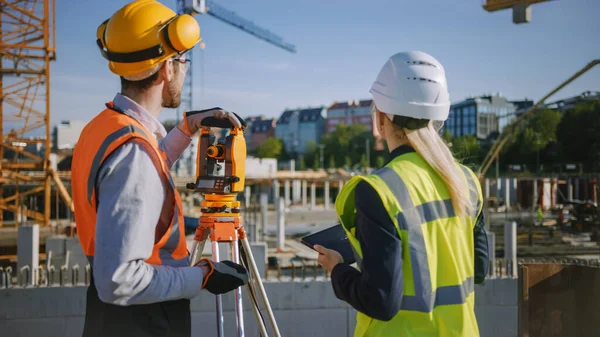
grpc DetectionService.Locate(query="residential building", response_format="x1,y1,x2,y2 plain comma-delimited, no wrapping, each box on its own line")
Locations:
511,99,534,113
444,93,530,140
543,90,600,113
246,117,276,151
275,107,326,155
326,99,376,135
241,116,263,150
53,120,88,150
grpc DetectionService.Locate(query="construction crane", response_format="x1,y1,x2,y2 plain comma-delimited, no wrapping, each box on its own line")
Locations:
0,0,73,228
173,0,296,174
478,59,600,178
183,0,296,53
482,0,553,24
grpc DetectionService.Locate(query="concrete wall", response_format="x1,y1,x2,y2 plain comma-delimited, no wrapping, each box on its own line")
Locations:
1,278,517,337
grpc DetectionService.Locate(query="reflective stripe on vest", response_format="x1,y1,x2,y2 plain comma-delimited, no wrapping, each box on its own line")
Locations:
87,124,147,203
373,166,478,312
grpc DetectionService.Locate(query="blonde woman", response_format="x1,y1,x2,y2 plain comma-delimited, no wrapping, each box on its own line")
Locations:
315,51,489,337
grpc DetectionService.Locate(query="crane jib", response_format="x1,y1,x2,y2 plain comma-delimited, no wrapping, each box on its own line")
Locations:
183,0,297,53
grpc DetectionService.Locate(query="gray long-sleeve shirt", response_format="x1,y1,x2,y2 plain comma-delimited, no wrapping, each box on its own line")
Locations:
92,93,204,306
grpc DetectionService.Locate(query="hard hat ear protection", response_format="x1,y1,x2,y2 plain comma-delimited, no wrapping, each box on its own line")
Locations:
96,14,200,64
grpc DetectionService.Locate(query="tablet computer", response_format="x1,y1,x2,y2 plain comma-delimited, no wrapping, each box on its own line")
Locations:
301,224,356,265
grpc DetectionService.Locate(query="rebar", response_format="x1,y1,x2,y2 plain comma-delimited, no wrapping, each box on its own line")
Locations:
19,265,30,287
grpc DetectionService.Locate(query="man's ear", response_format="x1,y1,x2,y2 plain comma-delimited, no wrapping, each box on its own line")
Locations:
159,60,173,82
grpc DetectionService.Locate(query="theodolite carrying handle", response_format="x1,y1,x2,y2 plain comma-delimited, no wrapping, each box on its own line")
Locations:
186,108,247,130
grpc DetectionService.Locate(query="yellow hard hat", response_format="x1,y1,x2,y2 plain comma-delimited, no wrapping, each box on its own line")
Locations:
96,0,201,80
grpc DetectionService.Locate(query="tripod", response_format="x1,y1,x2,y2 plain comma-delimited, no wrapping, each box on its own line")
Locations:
189,195,281,337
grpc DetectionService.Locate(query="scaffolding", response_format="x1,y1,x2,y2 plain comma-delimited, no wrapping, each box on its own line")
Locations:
0,0,71,227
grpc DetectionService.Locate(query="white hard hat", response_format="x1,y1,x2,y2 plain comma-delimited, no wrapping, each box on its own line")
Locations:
370,51,450,122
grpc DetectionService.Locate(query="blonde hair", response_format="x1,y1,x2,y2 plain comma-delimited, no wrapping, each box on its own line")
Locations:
391,119,473,220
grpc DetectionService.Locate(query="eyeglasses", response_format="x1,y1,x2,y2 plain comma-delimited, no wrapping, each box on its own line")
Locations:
172,57,191,72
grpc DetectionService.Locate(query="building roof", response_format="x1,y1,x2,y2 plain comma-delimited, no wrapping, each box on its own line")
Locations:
250,118,275,133
277,107,324,125
543,91,600,111
452,93,519,108
328,99,373,110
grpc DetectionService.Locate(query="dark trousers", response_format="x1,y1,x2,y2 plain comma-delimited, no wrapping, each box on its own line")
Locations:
81,275,191,337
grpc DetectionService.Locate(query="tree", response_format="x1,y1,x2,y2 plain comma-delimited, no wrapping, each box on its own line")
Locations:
298,155,306,170
312,155,319,170
452,135,480,165
501,108,563,172
304,141,319,169
320,123,371,169
255,137,283,159
376,156,385,168
360,154,368,169
557,100,600,171
345,155,352,168
329,155,336,169
442,129,453,143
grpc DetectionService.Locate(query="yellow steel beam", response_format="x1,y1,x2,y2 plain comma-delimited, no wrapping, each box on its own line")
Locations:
482,0,551,12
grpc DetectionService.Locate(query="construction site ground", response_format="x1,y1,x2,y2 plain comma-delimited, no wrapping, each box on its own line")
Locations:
1,207,599,276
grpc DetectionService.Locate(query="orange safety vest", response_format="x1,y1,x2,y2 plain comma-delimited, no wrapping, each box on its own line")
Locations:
72,102,188,266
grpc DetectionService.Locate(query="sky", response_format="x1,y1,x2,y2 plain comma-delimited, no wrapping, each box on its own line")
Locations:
40,0,600,133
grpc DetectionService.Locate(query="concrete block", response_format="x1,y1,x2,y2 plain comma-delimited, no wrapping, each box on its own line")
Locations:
487,232,496,278
4,318,66,337
504,222,518,278
191,289,240,313
17,224,39,286
45,236,67,271
262,281,295,310
275,309,348,337
249,242,267,279
191,310,259,337
475,305,518,337
64,317,85,337
65,238,88,285
292,280,344,309
347,308,357,337
0,287,87,319
0,279,520,337
475,278,518,306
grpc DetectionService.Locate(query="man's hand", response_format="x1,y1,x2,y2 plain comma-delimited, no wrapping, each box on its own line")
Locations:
195,259,248,295
178,107,244,137
314,244,344,273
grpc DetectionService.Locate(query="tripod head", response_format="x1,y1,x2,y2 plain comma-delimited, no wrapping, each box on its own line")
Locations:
186,114,247,214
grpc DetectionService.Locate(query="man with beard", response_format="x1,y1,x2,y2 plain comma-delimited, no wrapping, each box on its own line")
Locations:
71,1,248,336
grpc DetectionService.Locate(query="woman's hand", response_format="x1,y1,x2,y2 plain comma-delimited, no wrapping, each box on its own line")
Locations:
314,245,344,273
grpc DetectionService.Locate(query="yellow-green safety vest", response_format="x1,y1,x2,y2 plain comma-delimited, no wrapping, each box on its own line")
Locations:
335,151,484,337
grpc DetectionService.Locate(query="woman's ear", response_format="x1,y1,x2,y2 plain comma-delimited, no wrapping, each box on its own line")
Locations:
376,110,387,138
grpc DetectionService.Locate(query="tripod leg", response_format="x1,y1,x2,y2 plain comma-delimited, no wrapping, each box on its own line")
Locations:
231,240,245,337
212,241,225,337
245,280,269,336
189,239,207,267
241,237,282,337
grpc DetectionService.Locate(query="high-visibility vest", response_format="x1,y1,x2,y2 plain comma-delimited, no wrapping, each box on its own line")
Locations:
71,102,188,266
335,151,483,337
